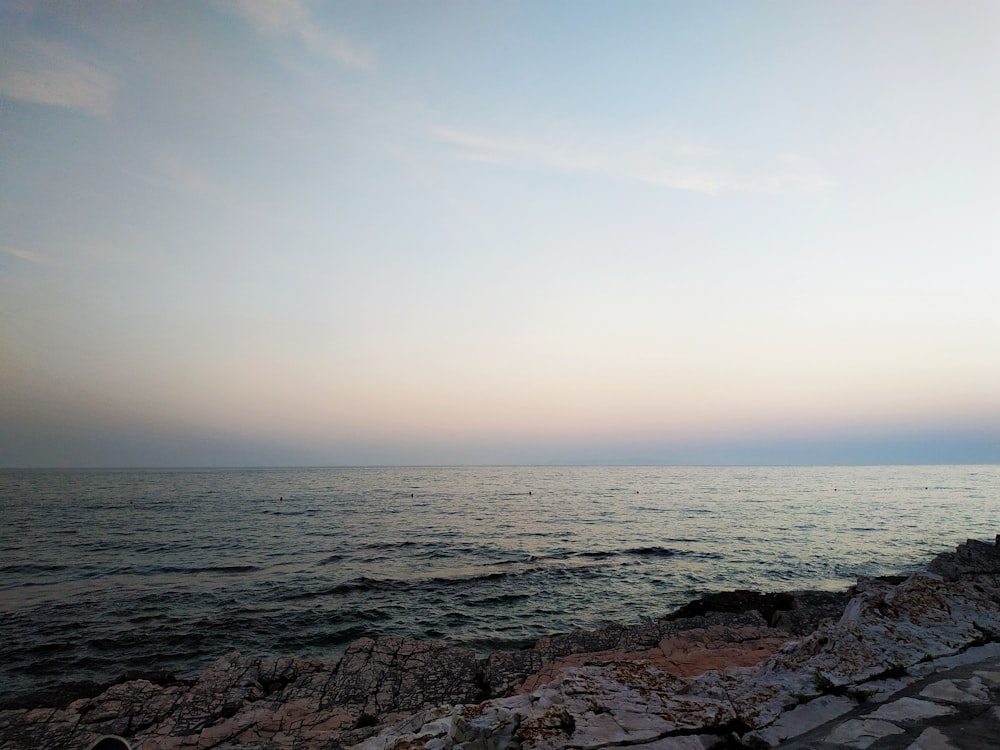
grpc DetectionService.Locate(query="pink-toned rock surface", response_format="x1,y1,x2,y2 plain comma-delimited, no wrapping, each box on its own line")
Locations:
518,624,793,692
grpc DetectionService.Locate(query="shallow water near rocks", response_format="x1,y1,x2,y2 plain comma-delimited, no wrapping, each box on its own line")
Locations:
1,464,997,701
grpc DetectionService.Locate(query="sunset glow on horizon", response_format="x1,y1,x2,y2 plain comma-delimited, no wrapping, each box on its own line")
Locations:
2,1,998,467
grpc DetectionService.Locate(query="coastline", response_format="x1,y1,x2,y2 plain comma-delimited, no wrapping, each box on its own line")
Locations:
6,464,997,707
2,536,998,749
0,587,851,713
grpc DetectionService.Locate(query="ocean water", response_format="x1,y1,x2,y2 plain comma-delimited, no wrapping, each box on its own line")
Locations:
1,464,997,701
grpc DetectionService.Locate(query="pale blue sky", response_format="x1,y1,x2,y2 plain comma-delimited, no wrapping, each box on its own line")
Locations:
1,0,997,467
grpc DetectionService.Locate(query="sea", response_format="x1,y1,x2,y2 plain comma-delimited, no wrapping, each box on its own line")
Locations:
1,465,997,702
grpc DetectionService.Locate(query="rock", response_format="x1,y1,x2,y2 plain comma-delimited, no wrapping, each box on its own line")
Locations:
867,697,955,722
518,623,793,694
0,706,92,750
664,589,852,636
490,611,787,698
321,636,485,715
927,537,1000,583
769,589,855,636
823,718,905,747
908,726,959,750
483,647,545,697
919,677,992,704
665,589,796,623
743,694,855,747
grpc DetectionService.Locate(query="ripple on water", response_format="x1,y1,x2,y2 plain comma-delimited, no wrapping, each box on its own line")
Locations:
0,465,997,701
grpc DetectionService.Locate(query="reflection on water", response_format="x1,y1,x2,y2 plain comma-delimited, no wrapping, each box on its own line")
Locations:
0,464,997,700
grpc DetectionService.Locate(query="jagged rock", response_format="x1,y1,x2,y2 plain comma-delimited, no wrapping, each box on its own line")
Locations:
769,589,854,636
665,588,853,636
483,648,545,697
927,536,1000,582
0,706,90,750
665,590,796,623
322,636,485,715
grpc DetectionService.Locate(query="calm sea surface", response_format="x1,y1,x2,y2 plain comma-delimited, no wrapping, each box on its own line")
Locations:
1,465,997,701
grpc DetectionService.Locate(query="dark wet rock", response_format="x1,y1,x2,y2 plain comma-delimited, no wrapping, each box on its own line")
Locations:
536,610,769,661
76,677,185,738
533,620,665,661
928,537,1000,584
665,589,796,622
664,588,853,636
771,589,854,636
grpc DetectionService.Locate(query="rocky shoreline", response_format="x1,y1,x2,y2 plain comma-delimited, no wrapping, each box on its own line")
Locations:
2,537,998,749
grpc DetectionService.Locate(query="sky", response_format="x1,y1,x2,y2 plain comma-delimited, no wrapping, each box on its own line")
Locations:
1,0,998,467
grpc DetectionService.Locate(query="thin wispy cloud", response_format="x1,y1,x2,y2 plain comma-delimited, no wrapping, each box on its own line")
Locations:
0,38,116,118
434,126,832,195
1,245,63,268
76,242,142,266
226,0,372,70
147,152,285,228
150,153,228,204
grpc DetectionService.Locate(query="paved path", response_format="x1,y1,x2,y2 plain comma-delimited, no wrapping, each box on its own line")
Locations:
777,644,1000,749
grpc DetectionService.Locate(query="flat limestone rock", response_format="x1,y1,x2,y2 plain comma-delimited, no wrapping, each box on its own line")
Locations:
973,670,1000,684
868,696,956,722
908,726,959,750
919,677,992,704
824,718,905,748
517,624,793,692
744,694,855,746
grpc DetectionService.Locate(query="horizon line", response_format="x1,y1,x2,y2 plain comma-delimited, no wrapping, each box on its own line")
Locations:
2,461,997,471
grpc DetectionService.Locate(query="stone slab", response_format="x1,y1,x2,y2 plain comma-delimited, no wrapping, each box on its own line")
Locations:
868,696,955,722
824,718,904,748
906,726,957,750
919,677,990,704
764,694,855,743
